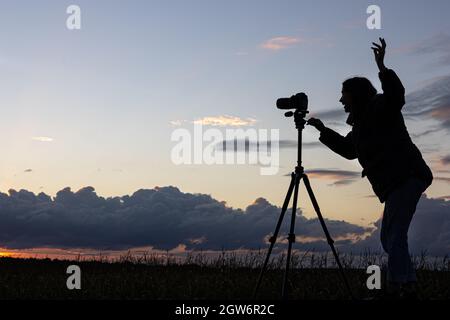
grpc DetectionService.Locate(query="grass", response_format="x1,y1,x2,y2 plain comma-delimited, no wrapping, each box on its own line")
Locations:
0,250,448,300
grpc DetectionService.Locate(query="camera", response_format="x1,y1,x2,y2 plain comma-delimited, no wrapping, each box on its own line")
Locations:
276,92,308,111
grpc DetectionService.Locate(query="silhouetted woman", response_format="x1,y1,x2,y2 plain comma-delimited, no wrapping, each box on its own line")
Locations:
308,38,433,299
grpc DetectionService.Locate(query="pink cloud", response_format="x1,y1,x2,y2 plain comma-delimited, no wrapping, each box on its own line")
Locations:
261,36,302,51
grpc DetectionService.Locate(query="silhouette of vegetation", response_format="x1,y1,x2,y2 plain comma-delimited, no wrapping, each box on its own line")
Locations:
0,250,448,299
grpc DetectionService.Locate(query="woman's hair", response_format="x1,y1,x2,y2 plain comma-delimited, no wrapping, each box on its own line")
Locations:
342,77,377,109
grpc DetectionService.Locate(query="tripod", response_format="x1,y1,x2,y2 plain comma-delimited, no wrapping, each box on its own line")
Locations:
253,109,353,300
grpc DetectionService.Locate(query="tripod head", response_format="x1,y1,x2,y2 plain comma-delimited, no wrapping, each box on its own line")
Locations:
284,109,309,129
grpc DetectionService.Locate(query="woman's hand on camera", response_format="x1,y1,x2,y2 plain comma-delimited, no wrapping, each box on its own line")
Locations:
307,118,325,132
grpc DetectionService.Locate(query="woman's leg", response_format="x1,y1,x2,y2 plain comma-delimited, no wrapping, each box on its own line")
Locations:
380,177,427,284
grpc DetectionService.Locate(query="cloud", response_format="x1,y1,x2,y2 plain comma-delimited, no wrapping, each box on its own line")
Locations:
0,187,448,255
406,33,450,67
0,186,369,251
441,155,450,166
435,177,450,184
193,115,257,127
170,116,258,128
169,120,188,127
261,36,301,51
404,75,450,131
342,19,365,30
215,139,323,152
31,136,53,142
277,140,323,149
304,169,360,186
410,127,442,139
331,179,356,186
309,109,346,122
399,34,450,132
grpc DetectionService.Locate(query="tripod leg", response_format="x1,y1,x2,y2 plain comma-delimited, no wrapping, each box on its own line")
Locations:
253,172,296,299
302,174,354,299
281,171,301,300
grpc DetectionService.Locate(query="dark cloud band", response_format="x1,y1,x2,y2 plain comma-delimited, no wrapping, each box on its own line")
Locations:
0,186,448,255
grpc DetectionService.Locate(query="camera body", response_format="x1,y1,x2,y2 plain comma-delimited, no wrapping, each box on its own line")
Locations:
276,92,308,111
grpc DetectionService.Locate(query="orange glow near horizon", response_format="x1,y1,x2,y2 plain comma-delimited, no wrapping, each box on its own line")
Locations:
0,246,190,261
0,251,15,258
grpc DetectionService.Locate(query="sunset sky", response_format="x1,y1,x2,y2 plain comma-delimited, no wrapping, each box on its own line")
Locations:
0,0,449,257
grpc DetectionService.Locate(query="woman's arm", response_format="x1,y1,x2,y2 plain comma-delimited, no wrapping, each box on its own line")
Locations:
319,128,357,160
307,118,357,160
372,38,406,111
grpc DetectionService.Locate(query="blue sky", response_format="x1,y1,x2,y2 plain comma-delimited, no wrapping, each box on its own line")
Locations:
0,0,449,237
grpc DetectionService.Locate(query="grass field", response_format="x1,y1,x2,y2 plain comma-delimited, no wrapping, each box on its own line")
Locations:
0,250,448,300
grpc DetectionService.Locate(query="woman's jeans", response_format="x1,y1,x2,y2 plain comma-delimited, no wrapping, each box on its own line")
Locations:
380,176,428,284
